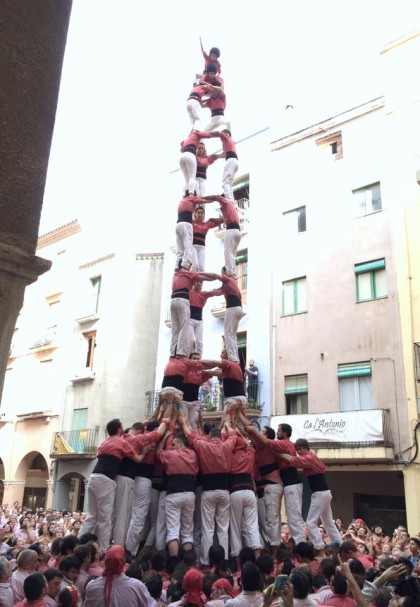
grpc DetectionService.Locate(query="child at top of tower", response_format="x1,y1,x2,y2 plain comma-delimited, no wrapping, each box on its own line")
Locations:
200,36,222,75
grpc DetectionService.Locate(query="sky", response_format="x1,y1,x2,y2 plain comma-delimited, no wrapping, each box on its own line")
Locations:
40,0,420,252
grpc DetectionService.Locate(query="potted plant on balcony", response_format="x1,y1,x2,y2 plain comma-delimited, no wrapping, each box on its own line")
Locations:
246,397,262,412
201,395,217,412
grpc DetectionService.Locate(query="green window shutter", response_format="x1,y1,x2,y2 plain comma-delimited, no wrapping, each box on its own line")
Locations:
337,364,371,378
285,375,308,394
355,260,385,274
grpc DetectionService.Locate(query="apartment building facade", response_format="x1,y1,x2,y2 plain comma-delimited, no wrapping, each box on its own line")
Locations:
1,221,163,511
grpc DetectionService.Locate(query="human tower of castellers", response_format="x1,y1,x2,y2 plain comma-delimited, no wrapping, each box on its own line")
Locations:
53,39,419,607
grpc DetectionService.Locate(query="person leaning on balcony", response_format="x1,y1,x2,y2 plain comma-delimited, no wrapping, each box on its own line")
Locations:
78,414,171,554
278,438,343,550
189,280,221,356
202,194,241,277
238,414,307,546
245,360,259,402
170,266,220,359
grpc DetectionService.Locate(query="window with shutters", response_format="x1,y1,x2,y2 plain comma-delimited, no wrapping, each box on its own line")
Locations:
355,259,387,302
338,363,373,411
285,374,308,414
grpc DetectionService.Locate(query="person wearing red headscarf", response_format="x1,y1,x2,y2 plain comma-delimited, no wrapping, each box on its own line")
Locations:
171,568,204,607
83,545,156,607
206,578,238,606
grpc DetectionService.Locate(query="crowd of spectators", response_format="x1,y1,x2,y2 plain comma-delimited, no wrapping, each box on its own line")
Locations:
0,503,419,607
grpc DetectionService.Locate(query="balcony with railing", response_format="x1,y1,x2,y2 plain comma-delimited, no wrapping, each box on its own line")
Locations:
145,381,263,421
29,325,58,352
50,428,99,459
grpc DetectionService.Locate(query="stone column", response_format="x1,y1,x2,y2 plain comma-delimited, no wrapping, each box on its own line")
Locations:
0,1,73,399
52,479,71,511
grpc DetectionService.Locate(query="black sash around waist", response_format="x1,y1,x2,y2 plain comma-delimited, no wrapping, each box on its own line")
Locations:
226,151,238,160
177,211,193,223
181,144,196,154
211,109,224,116
135,462,154,479
280,467,302,486
226,222,240,230
171,288,189,300
118,457,137,480
190,305,203,320
167,474,196,494
196,167,207,180
93,454,121,480
226,294,242,308
188,92,201,101
161,374,184,390
256,478,266,499
307,472,329,492
152,475,167,492
223,378,245,398
182,383,200,402
229,473,254,494
202,472,229,491
259,462,278,478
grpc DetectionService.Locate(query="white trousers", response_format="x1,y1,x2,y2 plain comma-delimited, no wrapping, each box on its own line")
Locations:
222,158,239,200
186,99,202,131
306,489,342,549
192,244,206,272
175,222,193,269
183,400,201,430
156,491,167,551
170,298,191,358
125,477,152,556
112,475,134,547
195,177,207,197
257,495,269,545
189,318,204,356
224,229,241,277
78,474,116,552
201,489,230,565
180,152,197,195
263,483,284,546
166,491,196,545
283,483,307,545
229,490,262,556
204,115,231,134
142,487,159,546
224,306,246,362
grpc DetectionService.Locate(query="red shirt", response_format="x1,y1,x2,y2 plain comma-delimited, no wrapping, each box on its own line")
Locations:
221,275,241,299
178,197,200,215
219,131,237,155
189,289,212,309
181,130,213,152
188,84,209,101
192,218,223,245
97,435,136,460
163,357,204,378
255,447,282,484
288,450,326,476
128,428,161,453
221,360,243,382
183,364,212,387
208,91,226,113
188,429,237,474
231,438,255,475
217,196,240,224
159,447,199,476
171,270,199,296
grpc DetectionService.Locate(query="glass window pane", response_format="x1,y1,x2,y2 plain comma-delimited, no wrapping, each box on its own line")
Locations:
358,376,373,410
339,377,357,411
283,281,295,314
374,269,387,298
296,393,308,414
298,207,307,232
371,183,382,211
357,273,372,301
296,278,307,312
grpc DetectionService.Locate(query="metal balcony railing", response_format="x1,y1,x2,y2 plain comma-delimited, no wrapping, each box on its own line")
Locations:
145,381,263,418
50,428,99,458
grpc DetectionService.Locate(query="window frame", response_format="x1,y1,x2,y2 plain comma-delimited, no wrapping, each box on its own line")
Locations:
338,362,373,411
353,182,382,216
285,373,308,415
355,259,387,302
282,277,307,316
283,206,307,234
